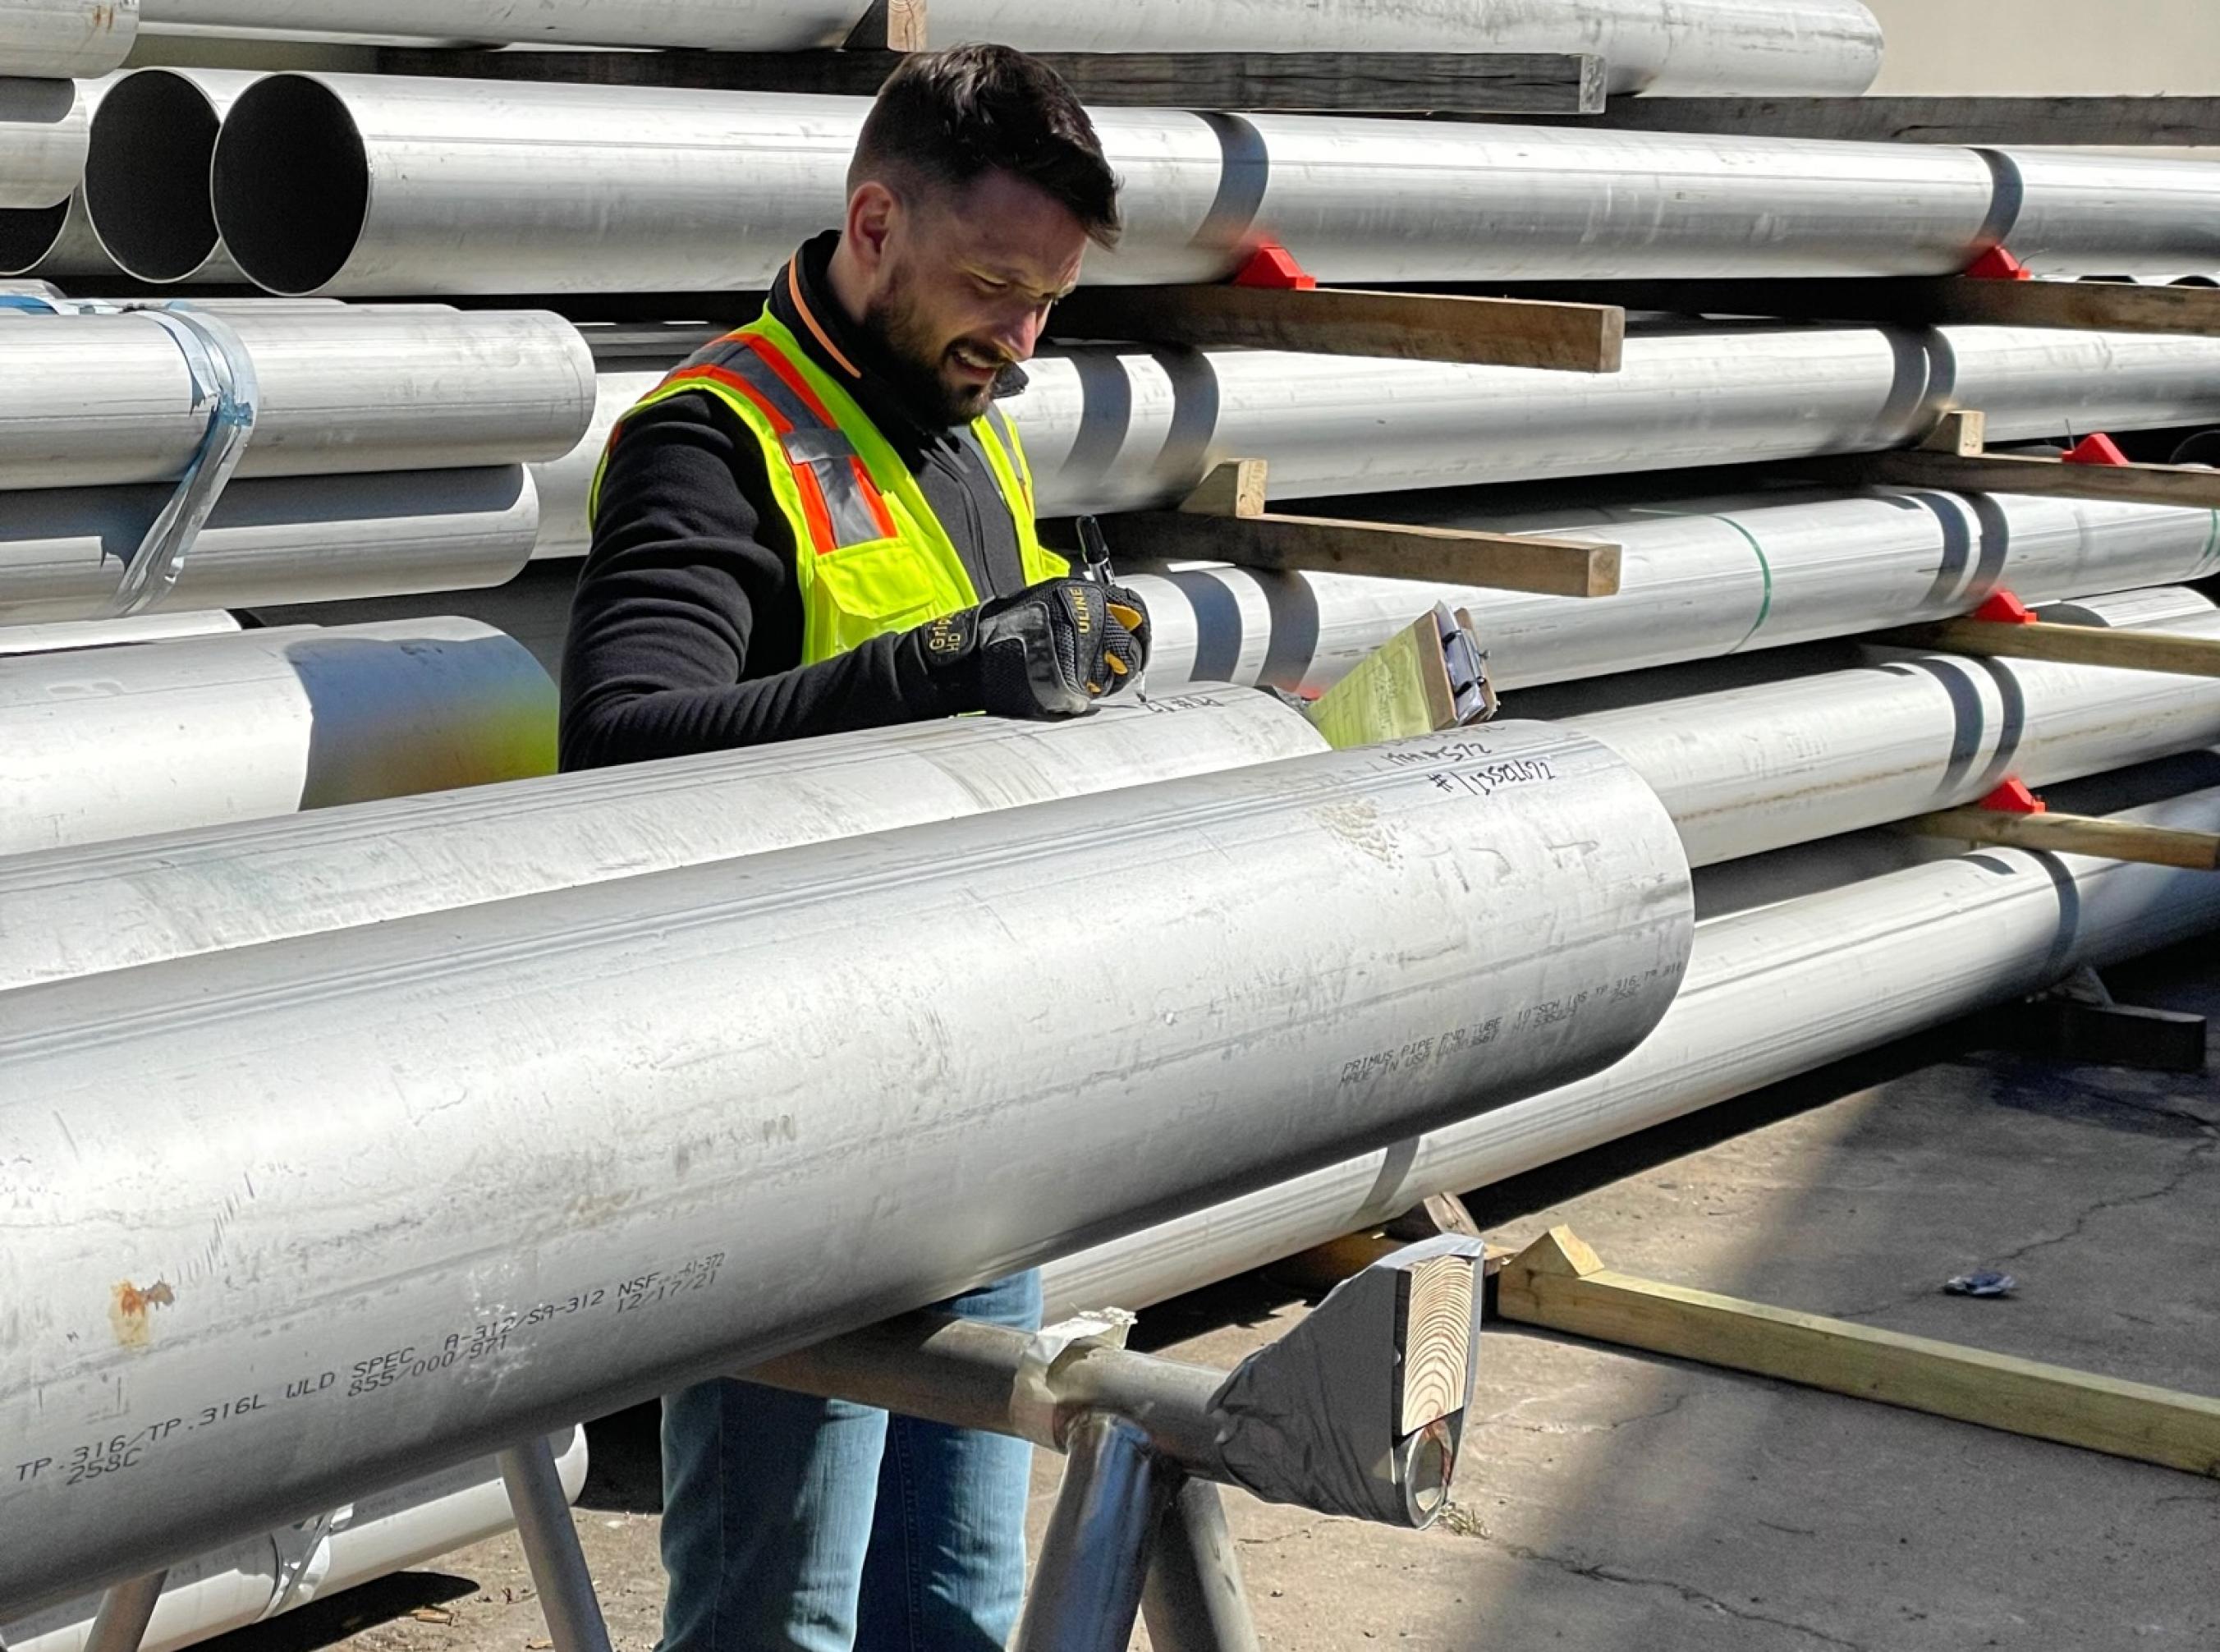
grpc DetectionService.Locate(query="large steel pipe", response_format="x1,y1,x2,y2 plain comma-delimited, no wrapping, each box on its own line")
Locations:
0,466,540,624
0,2,134,79
1014,327,2220,516
207,78,2220,297
0,73,89,210
0,686,1324,990
0,304,595,490
1123,487,2220,695
0,617,556,853
0,724,1691,1611
81,68,253,284
539,331,2220,556
0,611,238,656
0,1428,589,1652
0,71,113,277
1043,783,2220,1319
1561,590,2220,865
142,1,1883,94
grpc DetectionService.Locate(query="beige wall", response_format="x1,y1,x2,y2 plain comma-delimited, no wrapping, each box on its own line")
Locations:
1864,0,2220,94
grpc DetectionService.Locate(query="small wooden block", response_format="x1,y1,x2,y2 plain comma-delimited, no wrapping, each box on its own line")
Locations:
1394,1255,1475,1437
1882,617,2220,678
1920,410,1986,457
1179,458,1269,521
843,0,927,53
1051,286,1624,374
1905,807,2220,870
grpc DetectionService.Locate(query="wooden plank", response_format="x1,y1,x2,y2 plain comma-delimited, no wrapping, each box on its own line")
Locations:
1395,1255,1475,1436
1502,94,2220,145
1116,508,1620,597
1796,448,2220,511
1497,1228,2220,1477
1492,277,2220,339
1051,287,1623,373
374,46,1604,113
1881,617,2220,677
1905,807,2220,870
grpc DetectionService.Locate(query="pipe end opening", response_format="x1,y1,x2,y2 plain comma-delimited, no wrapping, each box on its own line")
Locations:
212,74,368,297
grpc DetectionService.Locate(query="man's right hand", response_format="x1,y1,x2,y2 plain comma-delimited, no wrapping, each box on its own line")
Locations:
918,577,1151,719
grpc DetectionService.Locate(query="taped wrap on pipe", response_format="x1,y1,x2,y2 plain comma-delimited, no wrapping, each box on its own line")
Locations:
0,466,541,623
0,617,557,853
0,723,1690,1612
0,685,1325,991
0,1427,589,1652
142,0,1883,94
1043,782,2220,1319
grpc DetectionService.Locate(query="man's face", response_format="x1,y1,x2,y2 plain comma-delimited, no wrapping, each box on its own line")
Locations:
852,168,1092,425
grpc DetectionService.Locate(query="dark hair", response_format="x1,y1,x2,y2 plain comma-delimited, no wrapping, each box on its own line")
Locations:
851,44,1121,247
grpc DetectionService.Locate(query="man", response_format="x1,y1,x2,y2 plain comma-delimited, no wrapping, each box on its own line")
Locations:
560,43,1150,1652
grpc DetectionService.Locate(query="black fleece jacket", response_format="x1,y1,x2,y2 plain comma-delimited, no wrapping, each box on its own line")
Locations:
558,233,1035,771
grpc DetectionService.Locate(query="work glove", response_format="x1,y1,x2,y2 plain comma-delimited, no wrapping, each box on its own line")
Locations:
920,576,1151,718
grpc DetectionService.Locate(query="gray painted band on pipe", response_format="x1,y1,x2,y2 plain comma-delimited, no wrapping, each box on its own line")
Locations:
205,76,2220,297
0,723,1691,1612
139,1,1883,94
0,466,541,624
0,304,596,489
0,617,557,853
1043,783,2220,1319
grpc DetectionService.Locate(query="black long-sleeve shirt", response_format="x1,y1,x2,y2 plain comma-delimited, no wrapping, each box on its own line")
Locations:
559,232,1034,771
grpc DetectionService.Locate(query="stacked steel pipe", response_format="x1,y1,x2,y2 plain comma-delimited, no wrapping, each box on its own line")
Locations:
10,0,2220,1632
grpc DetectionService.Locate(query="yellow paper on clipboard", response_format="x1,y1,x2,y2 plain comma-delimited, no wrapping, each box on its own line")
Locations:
1303,603,1494,750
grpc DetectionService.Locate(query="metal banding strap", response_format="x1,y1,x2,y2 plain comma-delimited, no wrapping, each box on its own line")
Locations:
0,296,259,619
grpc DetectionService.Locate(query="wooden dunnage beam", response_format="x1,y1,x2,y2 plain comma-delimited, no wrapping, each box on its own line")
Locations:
1905,808,2220,870
1099,461,1620,598
375,48,1603,113
1882,617,2220,677
1510,95,2220,146
1799,448,2220,512
1051,287,1625,373
1497,1228,2220,1477
1493,277,2220,340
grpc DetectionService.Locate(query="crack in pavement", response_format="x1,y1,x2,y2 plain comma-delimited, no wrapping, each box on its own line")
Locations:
1832,1133,2217,1321
1988,1135,2217,1270
1485,1535,1867,1649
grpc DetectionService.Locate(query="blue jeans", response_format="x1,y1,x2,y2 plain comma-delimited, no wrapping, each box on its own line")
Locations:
659,1270,1041,1652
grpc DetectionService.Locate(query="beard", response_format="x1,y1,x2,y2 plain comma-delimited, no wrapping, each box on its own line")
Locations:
863,269,1006,427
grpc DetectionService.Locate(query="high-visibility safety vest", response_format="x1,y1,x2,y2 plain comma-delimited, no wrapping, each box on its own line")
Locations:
590,312,1068,665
